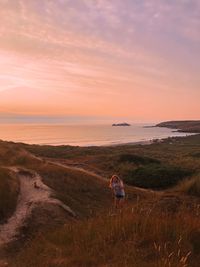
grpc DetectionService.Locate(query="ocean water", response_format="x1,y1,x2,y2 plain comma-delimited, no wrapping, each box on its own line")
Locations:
0,123,193,146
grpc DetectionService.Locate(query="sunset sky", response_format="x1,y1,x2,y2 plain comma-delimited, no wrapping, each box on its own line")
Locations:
0,0,200,123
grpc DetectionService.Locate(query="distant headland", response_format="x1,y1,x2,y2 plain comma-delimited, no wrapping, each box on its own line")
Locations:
156,120,200,133
112,122,131,127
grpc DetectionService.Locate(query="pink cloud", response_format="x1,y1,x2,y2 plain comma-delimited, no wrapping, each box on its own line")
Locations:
0,0,200,120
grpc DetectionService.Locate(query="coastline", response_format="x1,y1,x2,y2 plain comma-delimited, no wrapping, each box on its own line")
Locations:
155,120,200,133
1,133,199,149
0,122,198,147
108,133,199,147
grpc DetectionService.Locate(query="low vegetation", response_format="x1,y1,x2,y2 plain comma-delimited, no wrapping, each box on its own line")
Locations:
177,174,200,197
118,153,161,165
124,164,193,189
12,201,200,267
191,152,200,158
32,163,111,218
0,135,200,266
0,167,19,223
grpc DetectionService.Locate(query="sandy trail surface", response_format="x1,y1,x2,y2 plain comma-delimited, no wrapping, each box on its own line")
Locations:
48,160,107,182
0,168,75,247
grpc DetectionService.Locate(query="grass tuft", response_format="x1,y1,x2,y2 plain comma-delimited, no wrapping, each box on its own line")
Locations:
177,174,200,197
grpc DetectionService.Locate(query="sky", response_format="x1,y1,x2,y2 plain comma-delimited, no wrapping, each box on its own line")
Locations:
0,0,200,123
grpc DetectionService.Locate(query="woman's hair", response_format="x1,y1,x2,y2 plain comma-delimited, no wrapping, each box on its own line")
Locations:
109,175,120,188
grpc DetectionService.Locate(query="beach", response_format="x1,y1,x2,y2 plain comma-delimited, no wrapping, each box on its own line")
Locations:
0,123,194,146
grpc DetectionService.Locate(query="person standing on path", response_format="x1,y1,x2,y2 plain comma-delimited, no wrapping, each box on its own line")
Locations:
109,175,125,208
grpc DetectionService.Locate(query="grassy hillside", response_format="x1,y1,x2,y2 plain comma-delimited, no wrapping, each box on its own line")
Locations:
0,168,19,223
11,200,200,267
20,134,200,190
30,163,111,218
0,135,199,266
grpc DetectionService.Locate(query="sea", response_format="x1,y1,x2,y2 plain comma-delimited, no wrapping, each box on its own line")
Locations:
0,123,194,147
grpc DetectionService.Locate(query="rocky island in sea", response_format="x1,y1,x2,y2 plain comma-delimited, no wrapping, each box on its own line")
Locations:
112,122,131,126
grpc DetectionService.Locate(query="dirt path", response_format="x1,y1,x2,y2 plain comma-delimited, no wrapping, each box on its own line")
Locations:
48,160,108,182
0,168,76,247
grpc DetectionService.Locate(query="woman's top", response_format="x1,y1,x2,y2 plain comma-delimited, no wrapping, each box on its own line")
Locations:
111,180,125,197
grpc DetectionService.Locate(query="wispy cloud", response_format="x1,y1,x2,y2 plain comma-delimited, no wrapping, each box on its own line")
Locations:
0,0,199,120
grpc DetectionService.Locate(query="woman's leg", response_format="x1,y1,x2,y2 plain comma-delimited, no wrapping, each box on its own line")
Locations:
119,197,125,208
115,197,119,208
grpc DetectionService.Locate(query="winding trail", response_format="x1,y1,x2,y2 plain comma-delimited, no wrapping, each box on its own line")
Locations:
0,155,158,247
0,167,76,247
48,160,108,182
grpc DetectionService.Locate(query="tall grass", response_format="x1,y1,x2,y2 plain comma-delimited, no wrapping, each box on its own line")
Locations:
177,174,200,197
0,167,19,222
0,136,200,266
12,201,200,267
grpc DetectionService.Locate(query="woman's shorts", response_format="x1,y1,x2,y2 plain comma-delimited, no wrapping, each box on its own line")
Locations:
115,194,125,199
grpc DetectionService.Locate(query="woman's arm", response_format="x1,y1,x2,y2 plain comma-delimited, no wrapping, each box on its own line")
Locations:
120,180,124,189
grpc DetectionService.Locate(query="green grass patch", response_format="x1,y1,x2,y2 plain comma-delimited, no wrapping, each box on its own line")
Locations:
118,153,160,165
124,164,193,189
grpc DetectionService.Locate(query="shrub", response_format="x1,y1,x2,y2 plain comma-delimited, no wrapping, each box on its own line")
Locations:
191,152,200,158
124,164,193,189
118,154,160,165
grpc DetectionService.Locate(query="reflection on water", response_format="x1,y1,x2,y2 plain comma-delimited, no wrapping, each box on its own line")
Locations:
0,124,193,146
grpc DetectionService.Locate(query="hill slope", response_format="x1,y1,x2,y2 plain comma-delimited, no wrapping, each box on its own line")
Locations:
0,137,199,266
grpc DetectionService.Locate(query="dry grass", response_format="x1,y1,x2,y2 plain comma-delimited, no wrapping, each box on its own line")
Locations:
0,136,200,266
20,162,111,218
11,201,200,267
177,174,200,197
0,167,19,223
